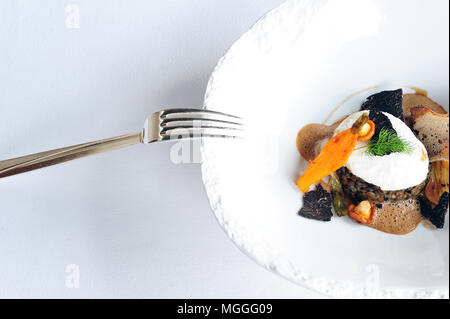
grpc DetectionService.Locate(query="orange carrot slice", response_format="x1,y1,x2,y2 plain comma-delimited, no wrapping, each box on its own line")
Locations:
296,129,358,192
296,114,369,192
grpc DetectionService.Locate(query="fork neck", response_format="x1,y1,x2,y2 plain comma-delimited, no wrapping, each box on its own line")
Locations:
0,131,143,179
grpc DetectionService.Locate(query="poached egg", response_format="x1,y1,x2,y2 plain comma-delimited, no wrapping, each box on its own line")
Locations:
333,111,429,191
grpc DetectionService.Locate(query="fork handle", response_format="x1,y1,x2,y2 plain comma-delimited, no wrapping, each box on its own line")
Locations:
0,132,143,179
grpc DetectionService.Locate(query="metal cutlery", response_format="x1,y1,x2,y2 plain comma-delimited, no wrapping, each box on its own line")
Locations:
0,108,243,178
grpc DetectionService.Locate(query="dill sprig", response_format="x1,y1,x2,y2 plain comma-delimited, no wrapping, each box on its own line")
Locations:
357,128,414,156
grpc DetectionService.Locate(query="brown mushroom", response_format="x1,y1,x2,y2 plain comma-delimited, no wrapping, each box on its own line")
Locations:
410,106,449,162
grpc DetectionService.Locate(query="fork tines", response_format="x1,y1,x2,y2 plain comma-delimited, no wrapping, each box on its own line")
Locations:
159,108,243,140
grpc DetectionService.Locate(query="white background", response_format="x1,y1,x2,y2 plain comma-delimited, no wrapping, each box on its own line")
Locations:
0,0,325,298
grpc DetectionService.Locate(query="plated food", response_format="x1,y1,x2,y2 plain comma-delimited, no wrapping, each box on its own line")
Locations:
296,89,449,235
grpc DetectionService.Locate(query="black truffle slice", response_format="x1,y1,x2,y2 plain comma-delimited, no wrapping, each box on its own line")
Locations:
298,185,333,222
419,192,449,229
361,89,405,121
369,110,395,142
367,110,398,156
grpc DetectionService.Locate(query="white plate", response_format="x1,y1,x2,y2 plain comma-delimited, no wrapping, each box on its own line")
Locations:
201,0,449,298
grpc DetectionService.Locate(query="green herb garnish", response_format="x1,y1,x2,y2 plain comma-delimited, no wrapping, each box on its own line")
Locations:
356,128,414,156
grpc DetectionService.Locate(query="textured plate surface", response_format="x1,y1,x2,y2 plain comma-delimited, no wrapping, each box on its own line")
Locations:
201,0,449,298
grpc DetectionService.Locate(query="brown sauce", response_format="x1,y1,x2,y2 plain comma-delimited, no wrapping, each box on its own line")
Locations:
296,90,448,235
370,200,423,235
296,123,337,161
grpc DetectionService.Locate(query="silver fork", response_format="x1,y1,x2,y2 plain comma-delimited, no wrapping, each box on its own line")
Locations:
0,108,243,178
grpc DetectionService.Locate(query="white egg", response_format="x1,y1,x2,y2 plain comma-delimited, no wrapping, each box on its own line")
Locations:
334,111,429,191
